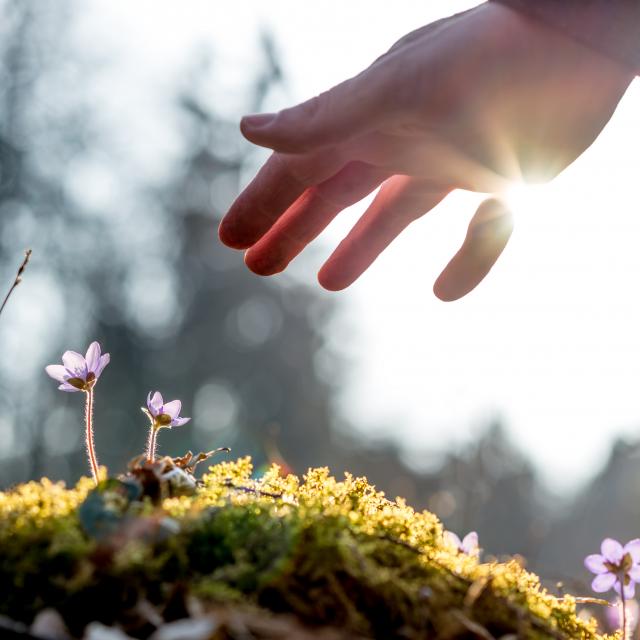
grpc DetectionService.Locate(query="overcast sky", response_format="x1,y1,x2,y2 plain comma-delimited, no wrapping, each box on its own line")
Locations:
77,1,640,492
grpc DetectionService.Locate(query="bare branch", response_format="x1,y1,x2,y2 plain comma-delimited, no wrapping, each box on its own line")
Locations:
0,249,32,318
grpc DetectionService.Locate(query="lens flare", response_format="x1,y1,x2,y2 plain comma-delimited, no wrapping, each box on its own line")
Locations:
503,182,550,217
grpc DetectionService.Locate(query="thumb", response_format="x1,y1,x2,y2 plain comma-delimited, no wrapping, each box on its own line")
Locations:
240,67,396,154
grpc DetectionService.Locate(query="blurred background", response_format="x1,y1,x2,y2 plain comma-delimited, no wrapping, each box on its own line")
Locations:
1,0,640,593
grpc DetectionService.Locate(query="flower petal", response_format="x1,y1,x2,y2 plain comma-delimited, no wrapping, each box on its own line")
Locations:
628,566,640,582
163,400,182,420
592,572,617,593
624,539,640,563
584,554,608,575
625,581,637,599
58,382,80,392
93,353,110,379
461,532,479,554
148,391,163,416
614,579,636,599
602,538,624,564
62,351,87,379
171,416,191,427
85,342,101,373
444,531,462,549
45,364,69,383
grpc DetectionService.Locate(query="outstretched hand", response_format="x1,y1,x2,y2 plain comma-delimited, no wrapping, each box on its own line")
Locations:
219,3,633,300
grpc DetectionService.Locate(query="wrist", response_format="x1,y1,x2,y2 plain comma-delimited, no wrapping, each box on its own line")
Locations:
491,0,640,78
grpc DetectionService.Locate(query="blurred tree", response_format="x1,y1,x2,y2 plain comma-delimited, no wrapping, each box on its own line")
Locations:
0,0,106,483
90,52,341,476
0,0,341,485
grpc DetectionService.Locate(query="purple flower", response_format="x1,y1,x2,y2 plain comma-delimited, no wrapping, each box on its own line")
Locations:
585,538,640,599
444,530,479,557
146,391,190,428
45,341,110,392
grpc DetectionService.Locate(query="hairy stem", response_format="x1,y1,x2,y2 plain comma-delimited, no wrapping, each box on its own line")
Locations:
84,388,100,484
618,571,628,640
147,427,158,462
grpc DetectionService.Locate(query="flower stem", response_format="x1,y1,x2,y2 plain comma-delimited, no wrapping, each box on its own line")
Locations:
147,426,158,462
618,570,629,640
84,388,100,485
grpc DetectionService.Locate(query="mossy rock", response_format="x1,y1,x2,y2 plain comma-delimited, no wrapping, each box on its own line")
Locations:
0,458,605,639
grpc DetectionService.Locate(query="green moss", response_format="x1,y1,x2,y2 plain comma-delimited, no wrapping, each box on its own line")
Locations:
0,459,606,638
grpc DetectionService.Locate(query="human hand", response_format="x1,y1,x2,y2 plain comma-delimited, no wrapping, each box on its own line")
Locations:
219,3,633,300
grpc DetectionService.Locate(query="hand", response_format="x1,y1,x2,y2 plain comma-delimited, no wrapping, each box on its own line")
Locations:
219,3,633,300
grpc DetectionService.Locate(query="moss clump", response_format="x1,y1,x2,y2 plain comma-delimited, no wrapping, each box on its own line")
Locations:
0,458,603,639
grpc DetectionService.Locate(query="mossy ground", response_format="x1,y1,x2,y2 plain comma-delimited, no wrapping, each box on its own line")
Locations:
0,458,608,639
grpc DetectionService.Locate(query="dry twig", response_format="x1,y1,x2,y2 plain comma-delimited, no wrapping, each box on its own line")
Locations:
0,249,32,318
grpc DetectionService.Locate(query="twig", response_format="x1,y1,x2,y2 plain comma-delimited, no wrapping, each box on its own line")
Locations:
557,596,611,607
222,479,283,499
0,249,32,318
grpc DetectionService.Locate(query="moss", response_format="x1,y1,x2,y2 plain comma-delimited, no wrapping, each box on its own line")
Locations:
0,458,607,639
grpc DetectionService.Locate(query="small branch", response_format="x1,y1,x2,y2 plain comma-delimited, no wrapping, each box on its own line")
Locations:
0,249,32,318
222,479,283,499
557,596,611,606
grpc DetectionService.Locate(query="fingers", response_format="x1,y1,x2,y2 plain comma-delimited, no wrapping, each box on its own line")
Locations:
318,176,450,291
433,197,513,302
219,150,345,250
244,162,390,276
240,64,398,154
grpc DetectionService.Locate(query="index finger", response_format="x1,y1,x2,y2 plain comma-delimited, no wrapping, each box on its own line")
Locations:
219,151,345,250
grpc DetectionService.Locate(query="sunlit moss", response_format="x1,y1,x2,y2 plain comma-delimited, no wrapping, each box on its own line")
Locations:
0,458,606,638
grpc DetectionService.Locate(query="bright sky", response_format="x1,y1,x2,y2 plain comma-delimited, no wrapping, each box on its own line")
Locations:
78,1,640,492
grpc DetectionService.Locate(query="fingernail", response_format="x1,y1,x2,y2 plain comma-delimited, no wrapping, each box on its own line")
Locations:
241,112,277,129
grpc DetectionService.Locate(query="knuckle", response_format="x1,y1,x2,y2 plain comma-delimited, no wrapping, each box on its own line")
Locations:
276,153,311,186
279,94,323,129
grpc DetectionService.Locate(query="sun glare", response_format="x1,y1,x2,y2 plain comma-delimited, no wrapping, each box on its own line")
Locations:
503,182,551,218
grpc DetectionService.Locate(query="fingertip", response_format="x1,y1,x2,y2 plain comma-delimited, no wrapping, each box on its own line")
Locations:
218,218,253,250
241,113,277,129
240,111,300,152
243,248,285,277
240,107,326,154
432,278,462,303
317,276,346,292
239,112,277,141
317,263,351,292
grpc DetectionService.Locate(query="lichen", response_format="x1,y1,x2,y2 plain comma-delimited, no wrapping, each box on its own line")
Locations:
0,458,606,639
